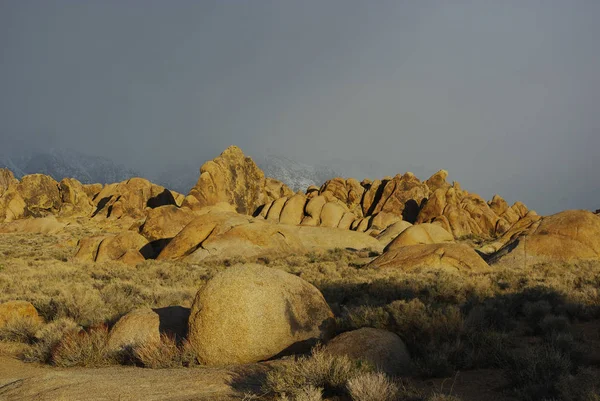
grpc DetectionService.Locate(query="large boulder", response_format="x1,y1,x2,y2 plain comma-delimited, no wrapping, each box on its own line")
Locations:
74,232,150,265
183,146,290,215
0,300,43,329
0,168,18,197
490,210,600,267
92,178,177,219
368,173,430,223
59,178,94,216
279,194,307,226
107,306,190,352
139,205,198,241
369,243,490,273
386,223,454,248
0,186,26,223
188,265,335,365
319,178,365,216
95,231,150,263
324,328,412,376
157,212,251,260
17,174,62,216
376,221,413,246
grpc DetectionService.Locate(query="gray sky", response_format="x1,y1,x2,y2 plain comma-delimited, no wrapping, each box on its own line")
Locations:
1,1,599,215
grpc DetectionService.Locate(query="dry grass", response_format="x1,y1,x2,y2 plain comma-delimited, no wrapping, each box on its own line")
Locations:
51,324,116,367
0,315,42,343
263,347,373,397
346,371,398,401
133,335,199,368
2,225,600,399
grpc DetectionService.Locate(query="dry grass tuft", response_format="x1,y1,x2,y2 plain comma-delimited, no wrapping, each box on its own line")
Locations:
346,371,398,401
51,324,116,367
132,335,199,368
22,318,80,363
263,347,373,397
0,316,42,343
278,385,323,401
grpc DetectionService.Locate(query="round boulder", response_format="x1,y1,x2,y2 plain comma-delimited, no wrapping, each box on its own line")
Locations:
324,328,412,376
108,306,190,351
0,300,43,328
386,223,454,249
188,265,335,365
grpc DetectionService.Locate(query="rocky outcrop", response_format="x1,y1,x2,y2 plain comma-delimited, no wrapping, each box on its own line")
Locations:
17,174,62,216
157,212,384,262
183,146,291,215
91,177,178,219
74,231,151,265
0,169,25,222
489,210,600,268
59,178,94,217
187,265,335,365
252,167,534,246
138,205,198,242
324,328,412,376
0,168,18,197
369,243,490,273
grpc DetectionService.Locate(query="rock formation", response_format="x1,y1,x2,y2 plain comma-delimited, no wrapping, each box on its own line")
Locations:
91,177,178,219
74,231,151,265
324,328,412,376
489,210,600,268
107,306,189,352
157,212,384,262
369,243,490,273
0,300,43,328
182,146,291,215
187,265,335,365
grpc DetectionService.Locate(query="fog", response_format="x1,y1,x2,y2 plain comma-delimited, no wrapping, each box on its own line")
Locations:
1,1,598,215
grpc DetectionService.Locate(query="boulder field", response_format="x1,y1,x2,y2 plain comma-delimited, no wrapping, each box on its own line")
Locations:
2,146,599,271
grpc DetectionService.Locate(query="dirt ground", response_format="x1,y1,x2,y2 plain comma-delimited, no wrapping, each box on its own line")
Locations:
0,354,267,401
0,353,521,401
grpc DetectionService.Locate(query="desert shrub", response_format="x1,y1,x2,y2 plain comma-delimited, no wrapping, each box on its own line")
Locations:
0,316,42,343
53,285,109,326
133,334,180,368
455,329,511,369
51,324,116,367
347,372,398,401
263,347,373,397
132,335,199,368
278,385,323,401
21,318,80,363
504,344,573,401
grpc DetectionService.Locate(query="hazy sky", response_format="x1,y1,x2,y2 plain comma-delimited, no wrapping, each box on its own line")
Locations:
1,1,598,215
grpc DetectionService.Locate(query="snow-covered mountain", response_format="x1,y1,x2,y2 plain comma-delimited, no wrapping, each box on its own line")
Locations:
0,149,343,195
257,155,340,192
0,149,140,184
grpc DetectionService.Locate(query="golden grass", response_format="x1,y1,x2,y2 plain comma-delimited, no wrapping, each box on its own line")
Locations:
2,224,600,399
